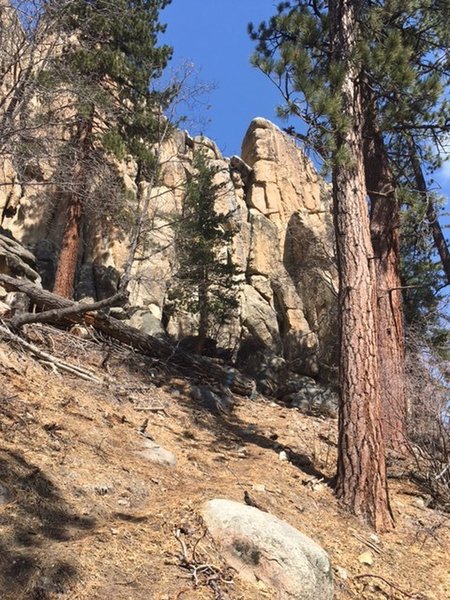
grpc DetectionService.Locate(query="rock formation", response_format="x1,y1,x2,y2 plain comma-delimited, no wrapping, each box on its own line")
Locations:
0,117,338,386
203,498,334,600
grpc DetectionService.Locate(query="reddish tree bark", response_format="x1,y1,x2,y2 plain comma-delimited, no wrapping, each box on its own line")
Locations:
53,113,93,298
363,99,407,454
331,0,394,531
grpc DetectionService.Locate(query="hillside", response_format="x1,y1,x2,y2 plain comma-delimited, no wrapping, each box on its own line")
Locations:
0,324,448,600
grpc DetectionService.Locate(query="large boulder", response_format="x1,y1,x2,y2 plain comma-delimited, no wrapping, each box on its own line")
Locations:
203,499,333,600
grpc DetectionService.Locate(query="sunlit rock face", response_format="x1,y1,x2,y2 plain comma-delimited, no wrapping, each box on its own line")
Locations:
0,115,338,380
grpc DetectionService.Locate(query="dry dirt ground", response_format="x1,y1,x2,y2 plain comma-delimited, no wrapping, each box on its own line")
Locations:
0,324,448,600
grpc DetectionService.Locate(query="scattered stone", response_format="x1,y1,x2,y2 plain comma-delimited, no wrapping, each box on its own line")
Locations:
279,450,289,462
236,446,247,457
126,308,166,338
190,385,234,415
358,551,374,566
412,497,427,509
203,499,334,600
137,439,177,467
283,383,338,418
334,566,349,581
253,484,266,492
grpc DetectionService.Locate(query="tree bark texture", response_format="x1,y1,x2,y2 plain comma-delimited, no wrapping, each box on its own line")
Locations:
195,271,209,354
53,112,93,298
331,0,394,530
363,97,407,454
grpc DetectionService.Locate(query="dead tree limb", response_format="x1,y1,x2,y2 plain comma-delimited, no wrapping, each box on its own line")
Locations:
0,274,254,396
0,323,103,383
9,291,127,328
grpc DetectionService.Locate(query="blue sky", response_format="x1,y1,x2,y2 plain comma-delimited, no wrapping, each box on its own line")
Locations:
162,1,450,227
162,1,285,157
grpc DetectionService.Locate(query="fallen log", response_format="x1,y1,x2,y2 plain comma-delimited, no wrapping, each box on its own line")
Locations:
9,291,127,328
0,274,254,396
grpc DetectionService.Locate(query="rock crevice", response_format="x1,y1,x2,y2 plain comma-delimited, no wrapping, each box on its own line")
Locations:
1,118,338,384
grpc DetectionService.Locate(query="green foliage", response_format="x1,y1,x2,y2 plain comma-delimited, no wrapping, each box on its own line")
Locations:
48,0,174,176
249,0,450,353
400,190,450,357
248,0,450,160
172,150,240,339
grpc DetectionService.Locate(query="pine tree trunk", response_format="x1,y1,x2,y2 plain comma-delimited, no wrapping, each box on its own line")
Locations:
363,99,407,454
195,274,209,354
53,113,93,298
331,0,394,531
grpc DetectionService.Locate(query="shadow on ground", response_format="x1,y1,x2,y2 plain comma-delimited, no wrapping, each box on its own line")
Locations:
0,448,95,600
173,387,330,482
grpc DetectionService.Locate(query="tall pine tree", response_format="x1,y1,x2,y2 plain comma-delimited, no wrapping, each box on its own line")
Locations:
50,0,173,298
172,150,240,354
250,0,450,527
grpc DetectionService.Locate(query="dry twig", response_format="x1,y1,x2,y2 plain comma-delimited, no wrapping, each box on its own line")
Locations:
0,323,103,383
173,527,234,600
354,573,428,599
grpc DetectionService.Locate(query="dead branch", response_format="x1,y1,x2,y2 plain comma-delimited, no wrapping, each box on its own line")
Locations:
350,529,383,554
173,528,234,599
0,274,254,396
0,323,103,383
353,573,427,599
9,291,127,328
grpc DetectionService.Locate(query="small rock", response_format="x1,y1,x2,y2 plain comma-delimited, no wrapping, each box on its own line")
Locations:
253,484,266,492
236,446,247,457
334,566,349,581
412,497,426,509
369,533,380,544
279,450,289,462
358,551,374,566
137,439,177,467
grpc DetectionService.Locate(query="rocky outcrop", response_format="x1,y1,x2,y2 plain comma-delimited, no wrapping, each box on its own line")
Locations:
0,230,40,282
239,118,338,378
203,499,334,600
0,118,338,386
0,229,41,317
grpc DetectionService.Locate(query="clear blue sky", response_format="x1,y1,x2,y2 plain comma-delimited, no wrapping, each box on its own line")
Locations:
162,1,450,229
162,1,285,157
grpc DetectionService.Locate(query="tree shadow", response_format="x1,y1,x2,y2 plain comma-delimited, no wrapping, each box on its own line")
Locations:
0,448,95,600
182,394,329,482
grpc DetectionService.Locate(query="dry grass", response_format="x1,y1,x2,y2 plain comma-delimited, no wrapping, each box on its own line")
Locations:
0,324,448,600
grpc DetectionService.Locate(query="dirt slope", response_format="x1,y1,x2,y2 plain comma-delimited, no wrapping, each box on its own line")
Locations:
0,324,448,600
